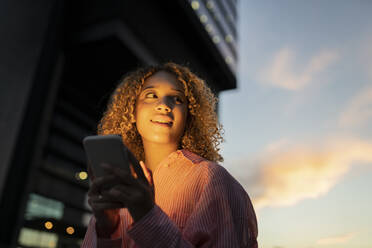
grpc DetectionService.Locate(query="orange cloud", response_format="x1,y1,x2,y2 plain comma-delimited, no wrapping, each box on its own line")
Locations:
258,47,339,90
238,138,372,210
316,232,356,245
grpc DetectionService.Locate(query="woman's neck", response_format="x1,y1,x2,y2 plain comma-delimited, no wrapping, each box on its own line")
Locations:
142,142,179,172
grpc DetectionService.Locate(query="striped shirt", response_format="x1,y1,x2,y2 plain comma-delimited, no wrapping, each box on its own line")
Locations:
81,149,258,247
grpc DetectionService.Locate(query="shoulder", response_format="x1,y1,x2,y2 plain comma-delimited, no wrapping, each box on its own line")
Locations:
180,149,243,191
180,150,258,239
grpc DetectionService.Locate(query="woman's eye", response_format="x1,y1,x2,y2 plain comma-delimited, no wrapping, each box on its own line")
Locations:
174,96,184,103
145,93,157,98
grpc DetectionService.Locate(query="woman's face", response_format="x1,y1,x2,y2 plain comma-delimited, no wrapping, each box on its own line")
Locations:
134,71,188,146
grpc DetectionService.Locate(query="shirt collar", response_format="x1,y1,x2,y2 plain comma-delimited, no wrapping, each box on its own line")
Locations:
150,149,206,177
179,149,206,164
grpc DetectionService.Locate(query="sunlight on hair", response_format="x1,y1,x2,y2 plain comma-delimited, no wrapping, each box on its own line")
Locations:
97,62,224,163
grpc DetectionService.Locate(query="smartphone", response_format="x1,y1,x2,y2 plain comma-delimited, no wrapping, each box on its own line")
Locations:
82,135,146,184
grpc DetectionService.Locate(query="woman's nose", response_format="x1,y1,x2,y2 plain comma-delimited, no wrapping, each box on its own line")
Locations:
156,98,172,112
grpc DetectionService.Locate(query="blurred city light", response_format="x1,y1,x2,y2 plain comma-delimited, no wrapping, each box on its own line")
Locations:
191,1,199,10
79,171,88,180
44,221,53,230
66,226,74,235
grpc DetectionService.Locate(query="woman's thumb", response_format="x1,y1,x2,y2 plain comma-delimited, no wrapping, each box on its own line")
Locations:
139,161,153,186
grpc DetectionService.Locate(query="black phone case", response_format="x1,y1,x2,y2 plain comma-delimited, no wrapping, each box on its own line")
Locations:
82,135,147,184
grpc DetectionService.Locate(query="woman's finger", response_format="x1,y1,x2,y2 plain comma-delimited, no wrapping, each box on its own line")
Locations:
90,202,124,212
101,164,138,185
89,194,114,203
88,175,123,197
87,163,95,181
100,185,137,203
87,181,101,197
139,161,153,186
129,164,138,179
88,194,125,208
101,163,149,189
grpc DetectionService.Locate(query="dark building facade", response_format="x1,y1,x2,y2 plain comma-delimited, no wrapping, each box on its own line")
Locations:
0,0,237,247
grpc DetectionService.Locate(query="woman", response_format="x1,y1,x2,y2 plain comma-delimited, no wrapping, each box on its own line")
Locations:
81,62,258,247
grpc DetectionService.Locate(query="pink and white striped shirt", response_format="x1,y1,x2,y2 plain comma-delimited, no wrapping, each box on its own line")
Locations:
81,149,258,247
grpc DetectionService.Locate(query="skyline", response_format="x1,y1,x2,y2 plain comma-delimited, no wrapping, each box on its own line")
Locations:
219,1,372,247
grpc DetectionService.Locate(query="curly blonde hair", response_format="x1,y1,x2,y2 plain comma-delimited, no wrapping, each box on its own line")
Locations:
97,62,224,162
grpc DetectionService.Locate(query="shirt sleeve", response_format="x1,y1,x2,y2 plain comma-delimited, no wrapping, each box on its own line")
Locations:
80,214,123,248
127,164,258,248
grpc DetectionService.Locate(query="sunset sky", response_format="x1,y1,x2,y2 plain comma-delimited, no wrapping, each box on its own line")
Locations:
219,1,372,248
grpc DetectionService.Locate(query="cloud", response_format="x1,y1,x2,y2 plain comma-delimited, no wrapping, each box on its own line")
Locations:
339,86,372,128
316,232,356,245
264,138,291,153
258,47,339,90
237,138,372,210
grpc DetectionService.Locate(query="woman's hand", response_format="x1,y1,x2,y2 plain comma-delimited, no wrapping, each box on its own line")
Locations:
87,161,154,238
99,162,155,222
87,174,122,238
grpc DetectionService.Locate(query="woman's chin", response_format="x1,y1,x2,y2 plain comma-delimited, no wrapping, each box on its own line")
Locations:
144,136,178,146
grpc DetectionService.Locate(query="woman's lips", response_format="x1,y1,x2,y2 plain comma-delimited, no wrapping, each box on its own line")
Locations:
151,114,173,128
150,120,172,127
